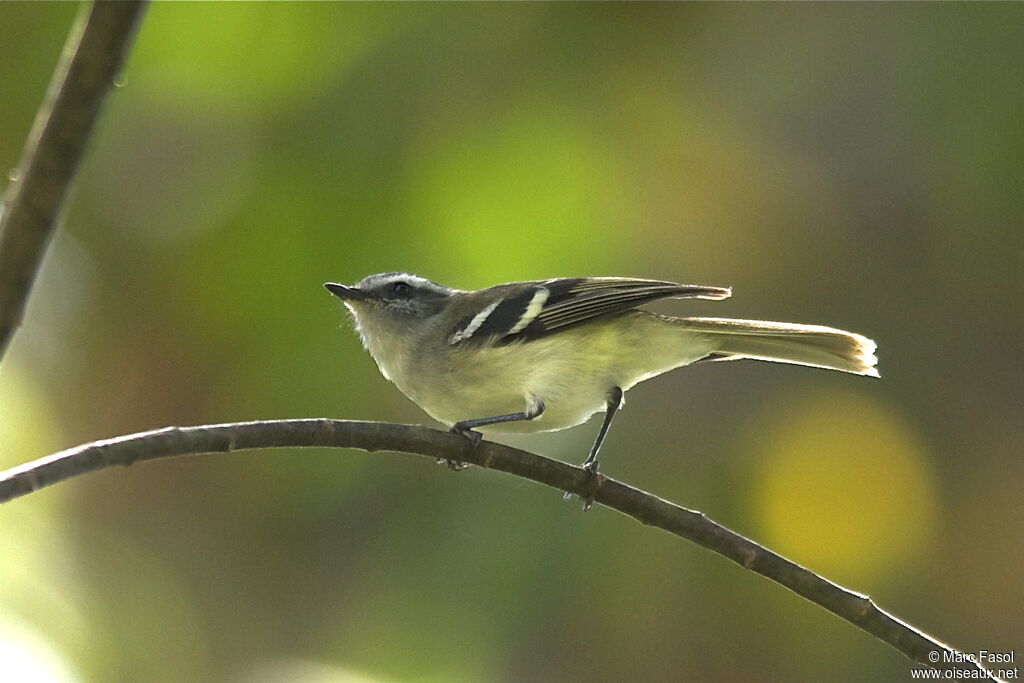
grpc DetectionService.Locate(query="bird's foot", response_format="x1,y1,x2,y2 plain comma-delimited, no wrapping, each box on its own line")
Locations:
562,458,600,511
442,424,482,471
449,425,483,447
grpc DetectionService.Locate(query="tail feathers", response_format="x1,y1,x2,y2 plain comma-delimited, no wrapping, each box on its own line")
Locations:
682,317,879,377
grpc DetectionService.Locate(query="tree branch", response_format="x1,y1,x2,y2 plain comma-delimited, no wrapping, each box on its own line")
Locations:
0,419,1003,680
0,0,148,360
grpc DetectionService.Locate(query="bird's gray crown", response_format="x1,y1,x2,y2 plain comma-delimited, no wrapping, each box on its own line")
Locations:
356,272,454,298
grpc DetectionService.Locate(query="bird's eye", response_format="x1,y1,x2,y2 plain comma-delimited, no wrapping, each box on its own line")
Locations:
390,281,411,296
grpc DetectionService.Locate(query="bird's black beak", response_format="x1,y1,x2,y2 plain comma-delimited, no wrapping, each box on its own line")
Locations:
324,282,375,302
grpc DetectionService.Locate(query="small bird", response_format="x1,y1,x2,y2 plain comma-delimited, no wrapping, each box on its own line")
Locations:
325,273,878,478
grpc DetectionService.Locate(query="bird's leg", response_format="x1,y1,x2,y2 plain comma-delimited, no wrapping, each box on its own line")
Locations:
443,398,545,469
450,398,546,440
581,386,623,474
566,387,623,511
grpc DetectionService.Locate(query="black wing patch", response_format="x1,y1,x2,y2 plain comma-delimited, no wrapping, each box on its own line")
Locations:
449,285,550,345
472,287,541,339
450,277,730,346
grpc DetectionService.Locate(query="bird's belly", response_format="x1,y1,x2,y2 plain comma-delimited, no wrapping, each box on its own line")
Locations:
401,345,611,434
409,372,608,434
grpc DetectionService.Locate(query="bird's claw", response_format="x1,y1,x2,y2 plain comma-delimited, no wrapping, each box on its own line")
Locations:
436,458,470,471
562,458,600,511
562,489,596,511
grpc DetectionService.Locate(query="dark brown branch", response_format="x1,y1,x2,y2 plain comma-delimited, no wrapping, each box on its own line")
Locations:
0,419,1002,681
0,1,148,360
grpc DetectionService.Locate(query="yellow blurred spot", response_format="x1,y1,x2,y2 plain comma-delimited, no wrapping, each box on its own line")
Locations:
0,616,77,683
409,106,630,283
242,659,391,683
130,4,385,113
0,367,87,679
0,364,61,471
748,390,938,582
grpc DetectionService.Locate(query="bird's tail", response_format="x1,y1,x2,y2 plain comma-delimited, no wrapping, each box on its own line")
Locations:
681,317,879,377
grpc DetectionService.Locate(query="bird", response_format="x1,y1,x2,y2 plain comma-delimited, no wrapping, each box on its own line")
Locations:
325,272,878,482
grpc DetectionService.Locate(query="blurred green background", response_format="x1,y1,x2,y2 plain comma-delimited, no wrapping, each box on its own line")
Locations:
1,3,1021,682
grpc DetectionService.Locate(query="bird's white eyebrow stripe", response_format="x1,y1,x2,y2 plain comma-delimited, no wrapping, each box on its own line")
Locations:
449,300,500,344
507,287,549,334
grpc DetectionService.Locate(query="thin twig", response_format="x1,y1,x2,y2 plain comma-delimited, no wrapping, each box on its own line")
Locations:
0,418,1003,681
0,1,148,360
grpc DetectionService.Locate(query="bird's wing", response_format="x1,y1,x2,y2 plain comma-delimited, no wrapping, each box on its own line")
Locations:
449,277,731,346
